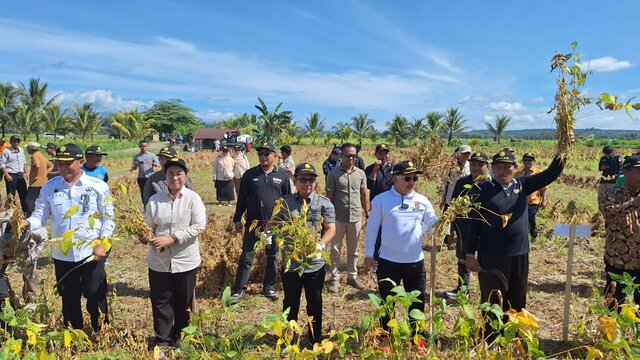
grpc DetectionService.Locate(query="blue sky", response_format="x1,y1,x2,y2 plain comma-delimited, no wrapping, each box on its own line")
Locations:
1,0,639,131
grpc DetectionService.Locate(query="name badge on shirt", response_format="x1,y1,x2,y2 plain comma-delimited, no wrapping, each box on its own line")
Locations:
273,177,282,184
413,202,424,212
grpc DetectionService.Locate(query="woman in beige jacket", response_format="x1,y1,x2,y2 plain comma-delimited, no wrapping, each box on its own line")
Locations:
213,146,236,205
231,145,250,198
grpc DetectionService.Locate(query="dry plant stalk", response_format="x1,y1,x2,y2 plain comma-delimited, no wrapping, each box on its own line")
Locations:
110,181,153,241
8,196,24,240
410,136,451,181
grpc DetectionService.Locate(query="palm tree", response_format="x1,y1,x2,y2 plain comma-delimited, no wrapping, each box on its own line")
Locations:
304,112,325,145
443,107,468,145
323,131,335,146
485,115,512,143
18,78,60,140
0,82,17,137
43,103,70,140
424,111,444,136
410,117,425,142
70,103,103,141
254,97,293,144
110,108,157,141
386,114,410,146
333,122,353,144
367,128,380,144
351,113,375,146
12,106,37,140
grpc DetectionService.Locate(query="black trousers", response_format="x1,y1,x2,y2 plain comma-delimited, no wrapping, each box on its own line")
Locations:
281,266,325,343
233,224,278,292
527,205,539,239
604,265,640,310
6,173,28,213
148,267,198,347
137,177,148,202
0,256,16,310
25,186,41,216
376,258,426,331
453,220,469,289
54,257,109,331
478,253,529,312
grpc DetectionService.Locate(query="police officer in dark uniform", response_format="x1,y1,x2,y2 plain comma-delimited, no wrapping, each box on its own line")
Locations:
364,143,394,202
598,145,622,201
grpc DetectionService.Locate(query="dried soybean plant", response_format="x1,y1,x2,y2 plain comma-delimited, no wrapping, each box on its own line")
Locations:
110,180,153,242
548,42,591,155
410,136,451,181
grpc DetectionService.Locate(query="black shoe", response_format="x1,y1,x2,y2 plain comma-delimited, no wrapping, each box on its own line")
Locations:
347,277,365,291
262,289,279,301
230,289,245,304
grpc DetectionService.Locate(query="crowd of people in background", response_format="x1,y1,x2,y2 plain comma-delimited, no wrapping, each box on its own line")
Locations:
3,137,640,353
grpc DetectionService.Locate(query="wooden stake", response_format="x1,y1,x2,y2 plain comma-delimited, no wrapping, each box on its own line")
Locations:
562,224,576,342
429,233,437,334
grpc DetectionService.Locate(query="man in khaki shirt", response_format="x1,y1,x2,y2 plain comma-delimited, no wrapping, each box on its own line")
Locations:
326,143,369,292
26,142,53,215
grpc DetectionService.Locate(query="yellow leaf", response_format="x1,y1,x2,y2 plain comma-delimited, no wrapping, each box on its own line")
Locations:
10,339,22,353
61,229,76,242
88,239,102,248
320,339,334,354
63,330,72,348
153,345,161,360
102,238,112,252
64,205,79,219
586,346,604,360
27,329,37,345
386,318,398,328
289,319,302,334
88,216,95,229
597,316,619,342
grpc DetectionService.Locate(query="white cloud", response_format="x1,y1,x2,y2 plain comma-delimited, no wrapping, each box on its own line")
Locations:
56,90,153,113
582,56,632,73
197,109,237,123
531,97,544,103
155,36,197,53
512,114,534,122
458,95,489,103
486,101,527,111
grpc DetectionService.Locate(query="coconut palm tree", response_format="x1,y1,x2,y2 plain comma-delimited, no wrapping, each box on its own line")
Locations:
70,103,103,141
367,128,380,144
12,106,37,140
351,113,375,146
485,115,512,143
424,111,444,136
43,103,70,140
18,78,60,140
304,112,325,145
0,82,17,138
386,114,410,146
254,97,293,144
410,117,425,142
443,107,468,145
110,108,157,141
333,122,353,144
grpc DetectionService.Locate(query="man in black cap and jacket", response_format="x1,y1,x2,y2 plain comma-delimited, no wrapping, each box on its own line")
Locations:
364,143,394,203
464,150,564,339
598,145,622,202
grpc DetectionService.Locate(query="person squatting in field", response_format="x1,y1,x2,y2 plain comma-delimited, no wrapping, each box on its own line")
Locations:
364,160,438,333
464,149,564,342
23,143,115,332
270,162,336,344
143,157,207,349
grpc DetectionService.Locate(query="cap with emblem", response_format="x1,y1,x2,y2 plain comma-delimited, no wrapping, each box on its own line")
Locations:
85,145,108,156
256,142,276,152
469,151,489,163
294,162,318,176
622,155,640,169
392,161,424,175
375,143,390,152
522,152,535,161
46,142,56,149
157,146,177,158
458,144,472,154
492,150,516,164
53,144,84,161
163,157,188,173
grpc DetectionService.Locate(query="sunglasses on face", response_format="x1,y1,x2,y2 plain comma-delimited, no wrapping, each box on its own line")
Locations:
296,177,316,184
343,154,357,159
257,151,272,157
398,175,419,182
523,159,533,162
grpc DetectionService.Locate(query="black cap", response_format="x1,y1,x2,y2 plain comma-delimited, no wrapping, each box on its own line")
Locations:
522,152,535,161
221,145,229,151
294,162,318,176
9,135,20,142
163,157,188,173
375,143,390,152
85,145,108,156
46,142,56,149
157,146,177,157
623,155,640,170
233,145,242,150
256,142,276,152
603,145,614,154
391,161,424,175
469,152,489,163
53,144,84,161
280,145,292,154
492,150,516,164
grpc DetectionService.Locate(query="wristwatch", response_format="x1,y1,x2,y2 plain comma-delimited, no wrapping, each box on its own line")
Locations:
171,234,178,243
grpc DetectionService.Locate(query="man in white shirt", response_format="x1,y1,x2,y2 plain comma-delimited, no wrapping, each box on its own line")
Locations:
0,135,28,213
23,144,115,332
364,161,438,333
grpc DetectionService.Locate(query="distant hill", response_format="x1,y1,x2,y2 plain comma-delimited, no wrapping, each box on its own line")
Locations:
460,128,639,140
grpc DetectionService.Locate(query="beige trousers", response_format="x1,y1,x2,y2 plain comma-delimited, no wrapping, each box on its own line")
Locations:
330,220,362,280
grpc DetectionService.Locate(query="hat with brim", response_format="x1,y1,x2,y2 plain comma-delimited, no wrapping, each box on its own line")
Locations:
26,142,40,151
522,152,535,161
157,146,177,158
256,142,276,152
163,157,188,173
375,143,390,152
294,162,318,176
458,145,472,154
53,144,84,161
623,155,640,170
391,161,424,175
469,152,489,163
492,150,516,164
46,142,56,149
85,145,108,156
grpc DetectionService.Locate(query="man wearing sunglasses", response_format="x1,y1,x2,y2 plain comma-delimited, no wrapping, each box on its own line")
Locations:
23,143,115,332
364,161,438,332
516,153,547,243
326,143,369,292
231,142,291,303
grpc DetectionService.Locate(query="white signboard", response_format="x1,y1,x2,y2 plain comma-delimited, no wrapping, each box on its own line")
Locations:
554,224,591,237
